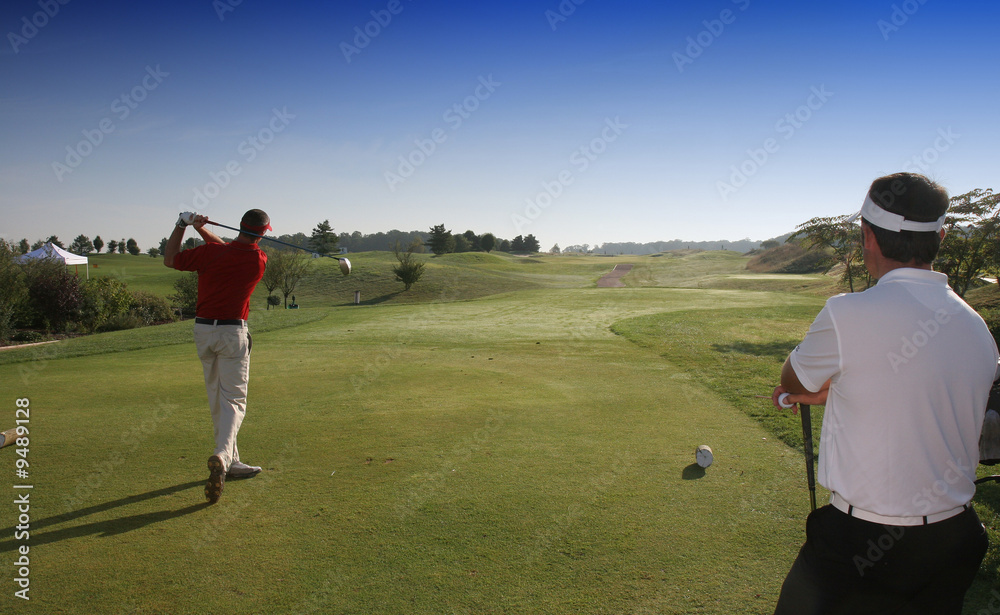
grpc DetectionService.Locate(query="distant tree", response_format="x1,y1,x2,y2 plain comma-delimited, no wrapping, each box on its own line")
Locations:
93,235,104,253
267,295,281,310
426,224,454,255
761,239,780,250
550,244,561,254
44,235,64,248
118,239,126,254
69,234,94,254
30,239,44,251
147,247,160,258
18,239,29,254
523,234,540,253
126,238,140,256
158,237,168,254
511,235,525,252
310,220,338,255
107,239,119,254
462,230,480,251
262,248,311,308
936,188,1000,297
278,252,311,308
453,234,471,253
183,237,197,250
498,239,511,252
790,215,865,292
260,247,284,308
392,239,426,291
275,232,310,251
480,233,496,253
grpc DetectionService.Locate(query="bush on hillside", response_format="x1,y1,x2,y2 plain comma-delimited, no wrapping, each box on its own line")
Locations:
129,290,175,326
80,277,133,333
169,272,199,318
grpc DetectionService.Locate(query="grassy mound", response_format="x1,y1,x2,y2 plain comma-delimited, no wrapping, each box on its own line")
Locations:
746,243,830,274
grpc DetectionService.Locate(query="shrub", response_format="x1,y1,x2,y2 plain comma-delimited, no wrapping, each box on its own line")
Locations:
169,272,198,318
98,312,144,332
0,240,27,343
129,290,175,326
21,260,83,332
79,277,133,333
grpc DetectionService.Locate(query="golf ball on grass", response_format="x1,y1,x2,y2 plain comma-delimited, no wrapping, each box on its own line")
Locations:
695,445,713,468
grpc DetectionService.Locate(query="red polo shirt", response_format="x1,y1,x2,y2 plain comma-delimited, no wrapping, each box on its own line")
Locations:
172,240,267,320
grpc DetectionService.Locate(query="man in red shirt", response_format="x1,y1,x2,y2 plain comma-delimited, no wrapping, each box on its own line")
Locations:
164,209,269,504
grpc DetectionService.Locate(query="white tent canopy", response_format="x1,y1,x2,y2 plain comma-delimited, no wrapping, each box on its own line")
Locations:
17,242,90,279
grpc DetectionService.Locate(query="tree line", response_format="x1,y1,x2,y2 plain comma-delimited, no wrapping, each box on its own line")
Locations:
10,235,147,257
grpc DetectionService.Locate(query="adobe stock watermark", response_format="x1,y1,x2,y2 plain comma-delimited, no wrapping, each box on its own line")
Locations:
716,84,833,201
910,457,971,515
213,0,245,21
51,65,169,183
877,0,929,41
673,0,751,73
852,524,906,577
901,127,959,175
340,0,414,63
6,0,72,54
383,74,501,192
545,0,587,31
178,106,295,212
511,116,628,235
887,309,950,373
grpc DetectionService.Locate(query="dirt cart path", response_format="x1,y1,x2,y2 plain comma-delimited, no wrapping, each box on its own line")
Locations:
597,264,633,287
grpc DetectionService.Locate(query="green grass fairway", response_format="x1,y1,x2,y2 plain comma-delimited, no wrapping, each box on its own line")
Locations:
1,252,996,613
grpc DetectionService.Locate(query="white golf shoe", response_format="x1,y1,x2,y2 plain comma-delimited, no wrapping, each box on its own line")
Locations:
227,460,262,479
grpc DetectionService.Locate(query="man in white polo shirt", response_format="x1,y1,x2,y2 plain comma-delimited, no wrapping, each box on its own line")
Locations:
772,172,998,613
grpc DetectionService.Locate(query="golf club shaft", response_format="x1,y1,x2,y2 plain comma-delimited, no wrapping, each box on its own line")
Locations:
800,404,817,511
206,221,345,261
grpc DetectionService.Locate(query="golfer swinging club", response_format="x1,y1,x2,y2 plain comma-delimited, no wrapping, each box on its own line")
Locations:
164,209,270,504
771,173,998,613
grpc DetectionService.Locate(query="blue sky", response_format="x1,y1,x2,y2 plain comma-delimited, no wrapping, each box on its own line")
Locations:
1,0,997,252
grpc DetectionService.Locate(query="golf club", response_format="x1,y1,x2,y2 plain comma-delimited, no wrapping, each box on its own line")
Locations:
206,220,351,276
800,403,817,511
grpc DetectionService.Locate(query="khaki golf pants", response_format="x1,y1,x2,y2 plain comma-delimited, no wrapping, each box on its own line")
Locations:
194,322,252,471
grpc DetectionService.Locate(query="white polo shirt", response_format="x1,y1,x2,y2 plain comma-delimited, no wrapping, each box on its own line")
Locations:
790,268,998,517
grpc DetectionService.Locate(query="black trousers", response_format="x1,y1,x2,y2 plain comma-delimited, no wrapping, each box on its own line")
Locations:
774,504,987,615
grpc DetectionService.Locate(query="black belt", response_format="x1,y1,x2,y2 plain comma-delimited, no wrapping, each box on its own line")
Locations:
195,318,245,326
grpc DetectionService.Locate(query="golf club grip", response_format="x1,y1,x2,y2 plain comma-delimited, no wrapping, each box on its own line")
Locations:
800,404,818,511
0,428,17,449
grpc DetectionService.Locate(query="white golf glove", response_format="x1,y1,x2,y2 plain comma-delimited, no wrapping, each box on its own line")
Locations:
177,212,197,228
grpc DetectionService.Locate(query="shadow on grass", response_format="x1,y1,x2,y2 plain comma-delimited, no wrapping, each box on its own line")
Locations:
0,480,207,552
710,339,799,361
337,291,404,306
682,463,706,480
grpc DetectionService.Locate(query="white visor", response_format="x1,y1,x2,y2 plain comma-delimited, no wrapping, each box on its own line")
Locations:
846,194,946,233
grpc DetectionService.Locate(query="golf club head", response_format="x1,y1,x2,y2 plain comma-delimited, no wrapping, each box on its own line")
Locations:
339,258,351,276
